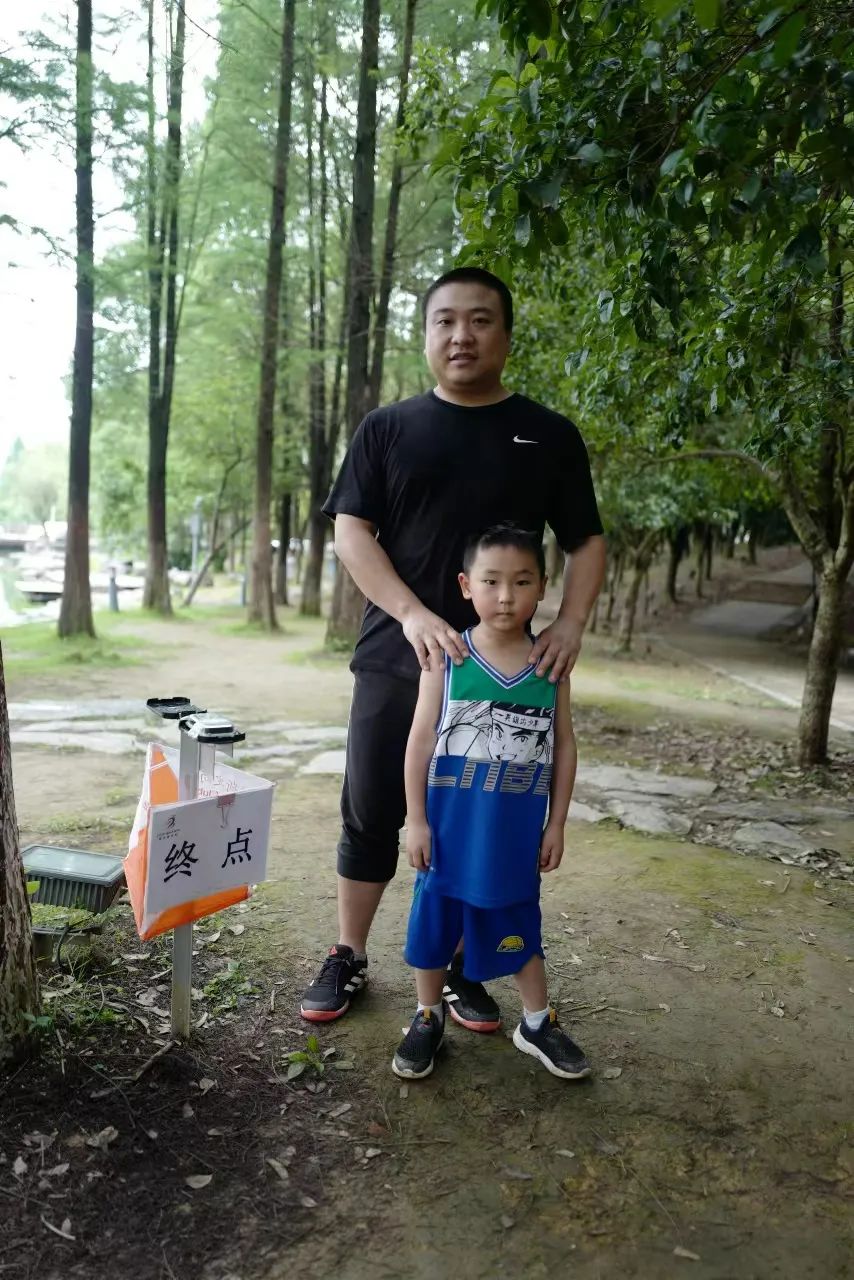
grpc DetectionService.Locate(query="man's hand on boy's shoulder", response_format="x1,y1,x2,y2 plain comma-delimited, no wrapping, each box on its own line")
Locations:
529,616,582,684
539,822,564,873
401,603,467,672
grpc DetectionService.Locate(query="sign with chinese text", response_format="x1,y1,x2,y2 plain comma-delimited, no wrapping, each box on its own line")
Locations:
125,743,275,940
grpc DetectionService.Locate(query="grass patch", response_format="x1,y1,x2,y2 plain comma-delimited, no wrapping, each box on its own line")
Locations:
38,813,130,837
2,615,156,679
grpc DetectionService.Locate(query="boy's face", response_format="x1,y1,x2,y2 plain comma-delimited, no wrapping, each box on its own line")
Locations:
459,544,545,632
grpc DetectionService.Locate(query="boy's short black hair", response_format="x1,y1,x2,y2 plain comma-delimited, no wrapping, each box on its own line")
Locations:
462,524,545,578
422,267,513,332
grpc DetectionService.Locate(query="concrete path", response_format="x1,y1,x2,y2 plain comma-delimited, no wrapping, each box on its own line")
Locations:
659,556,854,735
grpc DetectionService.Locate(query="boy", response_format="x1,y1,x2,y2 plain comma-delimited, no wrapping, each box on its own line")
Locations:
394,523,592,1081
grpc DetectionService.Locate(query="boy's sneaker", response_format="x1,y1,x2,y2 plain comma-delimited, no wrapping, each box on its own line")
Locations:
443,954,501,1032
392,1008,445,1079
512,1009,592,1080
299,944,367,1022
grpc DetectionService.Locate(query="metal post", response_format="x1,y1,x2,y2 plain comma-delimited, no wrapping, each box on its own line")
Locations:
108,566,119,612
171,727,201,1040
145,698,245,1042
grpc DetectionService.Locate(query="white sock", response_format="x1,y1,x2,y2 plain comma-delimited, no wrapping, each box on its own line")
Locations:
416,1002,444,1022
523,1005,549,1031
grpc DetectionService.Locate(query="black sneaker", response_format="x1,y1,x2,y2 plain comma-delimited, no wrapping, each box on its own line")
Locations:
392,1008,445,1079
513,1009,592,1079
443,954,501,1032
299,944,367,1023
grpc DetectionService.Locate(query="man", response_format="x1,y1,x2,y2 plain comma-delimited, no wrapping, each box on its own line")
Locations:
300,266,606,1029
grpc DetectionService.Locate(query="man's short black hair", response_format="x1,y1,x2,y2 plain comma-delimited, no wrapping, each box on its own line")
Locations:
422,267,513,332
462,524,545,578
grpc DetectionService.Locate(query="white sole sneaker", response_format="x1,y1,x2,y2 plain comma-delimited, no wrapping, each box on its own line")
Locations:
512,1023,592,1079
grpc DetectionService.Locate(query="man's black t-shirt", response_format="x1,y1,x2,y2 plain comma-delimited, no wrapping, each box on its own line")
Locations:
322,390,603,682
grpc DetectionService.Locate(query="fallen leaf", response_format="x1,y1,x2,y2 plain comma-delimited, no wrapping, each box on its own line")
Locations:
322,1047,337,1060
198,931,221,944
228,924,245,936
24,1131,56,1151
500,1166,532,1181
266,1158,290,1181
659,1003,671,1013
135,988,161,1008
182,1103,195,1119
198,1077,216,1095
286,1061,306,1082
40,1215,75,1242
122,953,150,962
86,1126,119,1150
555,1149,576,1159
327,1103,352,1119
45,1163,70,1178
673,1246,701,1261
603,1067,623,1080
399,1084,409,1100
12,1156,27,1178
207,1128,224,1137
332,1060,355,1070
185,1174,213,1189
364,1147,382,1159
568,953,583,965
300,1195,317,1208
501,1215,515,1229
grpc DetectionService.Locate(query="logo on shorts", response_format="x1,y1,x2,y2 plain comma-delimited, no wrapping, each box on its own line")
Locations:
497,935,524,953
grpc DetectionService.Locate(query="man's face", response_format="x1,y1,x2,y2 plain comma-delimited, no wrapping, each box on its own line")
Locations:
424,282,511,396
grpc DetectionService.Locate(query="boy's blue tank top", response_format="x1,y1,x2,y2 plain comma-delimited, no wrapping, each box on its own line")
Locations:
423,630,556,908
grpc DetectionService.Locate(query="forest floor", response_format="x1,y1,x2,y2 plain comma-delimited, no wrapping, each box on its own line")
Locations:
1,596,853,1280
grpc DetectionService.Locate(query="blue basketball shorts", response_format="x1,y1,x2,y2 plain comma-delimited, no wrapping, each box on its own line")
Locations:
403,874,543,983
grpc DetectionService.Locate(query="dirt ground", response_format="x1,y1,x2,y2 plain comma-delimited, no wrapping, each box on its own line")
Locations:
2,608,853,1280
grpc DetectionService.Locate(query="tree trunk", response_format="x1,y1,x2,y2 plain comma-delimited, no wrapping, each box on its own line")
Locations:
546,533,564,585
301,60,329,619
694,523,706,598
367,0,418,410
144,0,186,614
617,534,657,653
325,0,380,649
59,0,95,640
275,492,291,607
704,525,714,583
605,549,622,624
248,0,296,628
665,528,687,604
797,566,846,766
0,642,39,1066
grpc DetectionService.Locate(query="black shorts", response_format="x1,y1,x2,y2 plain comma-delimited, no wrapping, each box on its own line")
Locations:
337,670,419,883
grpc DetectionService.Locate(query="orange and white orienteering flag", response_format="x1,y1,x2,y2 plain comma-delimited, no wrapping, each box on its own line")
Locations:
125,742,274,940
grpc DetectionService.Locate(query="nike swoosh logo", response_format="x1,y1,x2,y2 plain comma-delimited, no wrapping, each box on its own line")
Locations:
513,436,538,444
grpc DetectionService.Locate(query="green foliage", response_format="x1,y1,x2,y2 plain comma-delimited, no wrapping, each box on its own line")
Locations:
447,0,852,572
0,440,68,525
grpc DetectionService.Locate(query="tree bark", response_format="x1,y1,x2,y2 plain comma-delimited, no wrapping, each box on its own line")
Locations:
59,0,95,640
325,0,380,648
248,0,296,628
617,533,657,652
665,527,688,603
144,0,186,614
301,61,329,618
274,492,291,607
0,642,39,1066
693,522,706,597
546,532,564,585
605,548,622,624
367,0,418,409
797,566,845,766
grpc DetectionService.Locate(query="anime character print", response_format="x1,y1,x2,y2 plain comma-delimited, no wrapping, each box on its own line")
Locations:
437,699,554,765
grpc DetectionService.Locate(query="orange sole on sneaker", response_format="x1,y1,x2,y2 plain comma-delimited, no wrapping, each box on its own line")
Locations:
447,1003,501,1033
300,1002,349,1022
